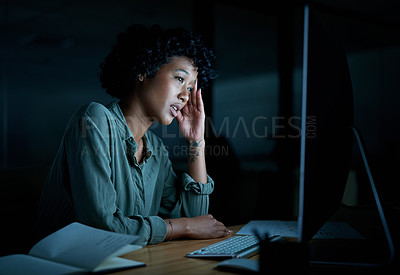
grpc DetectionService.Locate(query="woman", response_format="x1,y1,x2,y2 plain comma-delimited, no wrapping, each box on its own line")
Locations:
37,24,231,245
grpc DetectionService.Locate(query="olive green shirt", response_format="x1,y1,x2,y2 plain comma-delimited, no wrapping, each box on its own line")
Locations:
37,101,214,245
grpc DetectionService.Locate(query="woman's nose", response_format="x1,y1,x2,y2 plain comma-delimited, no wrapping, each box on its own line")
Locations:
179,88,190,103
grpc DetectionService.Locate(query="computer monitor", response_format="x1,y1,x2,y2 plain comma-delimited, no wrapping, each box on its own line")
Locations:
296,3,394,266
297,4,354,244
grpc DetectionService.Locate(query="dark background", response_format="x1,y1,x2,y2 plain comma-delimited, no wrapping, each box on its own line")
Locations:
1,0,400,257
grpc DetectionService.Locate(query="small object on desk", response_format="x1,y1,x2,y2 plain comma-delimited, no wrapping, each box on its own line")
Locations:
216,258,259,273
238,220,364,239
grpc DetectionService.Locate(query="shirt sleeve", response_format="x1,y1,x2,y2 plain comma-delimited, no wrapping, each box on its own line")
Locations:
65,106,167,245
180,172,214,217
158,147,214,219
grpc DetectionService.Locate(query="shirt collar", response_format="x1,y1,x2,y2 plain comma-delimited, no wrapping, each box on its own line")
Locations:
107,101,154,161
107,101,132,140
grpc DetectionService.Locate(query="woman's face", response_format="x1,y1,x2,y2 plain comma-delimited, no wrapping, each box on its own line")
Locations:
137,56,198,125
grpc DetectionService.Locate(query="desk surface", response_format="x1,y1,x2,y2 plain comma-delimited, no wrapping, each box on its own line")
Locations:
111,215,400,275
114,225,256,274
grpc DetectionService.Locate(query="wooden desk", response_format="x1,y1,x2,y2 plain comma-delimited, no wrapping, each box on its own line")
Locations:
114,225,258,274
110,208,400,275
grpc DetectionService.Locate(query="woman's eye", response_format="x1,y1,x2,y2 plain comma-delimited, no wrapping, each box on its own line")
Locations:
188,87,193,93
175,76,184,83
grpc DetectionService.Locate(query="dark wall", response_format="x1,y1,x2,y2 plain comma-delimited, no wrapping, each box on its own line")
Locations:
1,1,399,167
1,0,400,253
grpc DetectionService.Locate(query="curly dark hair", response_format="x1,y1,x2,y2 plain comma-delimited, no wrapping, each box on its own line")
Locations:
98,24,217,99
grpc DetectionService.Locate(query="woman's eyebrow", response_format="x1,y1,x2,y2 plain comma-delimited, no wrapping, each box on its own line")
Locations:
175,68,189,75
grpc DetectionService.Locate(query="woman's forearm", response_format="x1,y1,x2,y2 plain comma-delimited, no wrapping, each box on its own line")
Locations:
187,139,207,184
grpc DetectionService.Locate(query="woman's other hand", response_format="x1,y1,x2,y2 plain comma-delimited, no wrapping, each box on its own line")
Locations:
185,214,232,239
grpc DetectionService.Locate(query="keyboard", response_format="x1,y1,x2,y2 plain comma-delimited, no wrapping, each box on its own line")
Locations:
186,235,262,259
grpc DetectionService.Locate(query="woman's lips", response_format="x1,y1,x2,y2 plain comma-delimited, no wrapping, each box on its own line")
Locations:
170,104,181,117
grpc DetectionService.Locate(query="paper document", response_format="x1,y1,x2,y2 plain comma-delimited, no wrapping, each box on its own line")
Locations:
237,220,365,239
0,222,145,275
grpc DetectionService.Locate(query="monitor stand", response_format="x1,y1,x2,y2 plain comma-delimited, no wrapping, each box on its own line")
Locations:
259,126,395,273
309,126,395,268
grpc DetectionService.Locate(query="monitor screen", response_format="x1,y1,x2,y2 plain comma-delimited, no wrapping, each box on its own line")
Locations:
297,4,354,244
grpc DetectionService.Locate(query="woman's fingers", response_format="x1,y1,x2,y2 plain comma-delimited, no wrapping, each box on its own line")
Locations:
190,85,197,107
196,89,204,113
213,219,232,237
